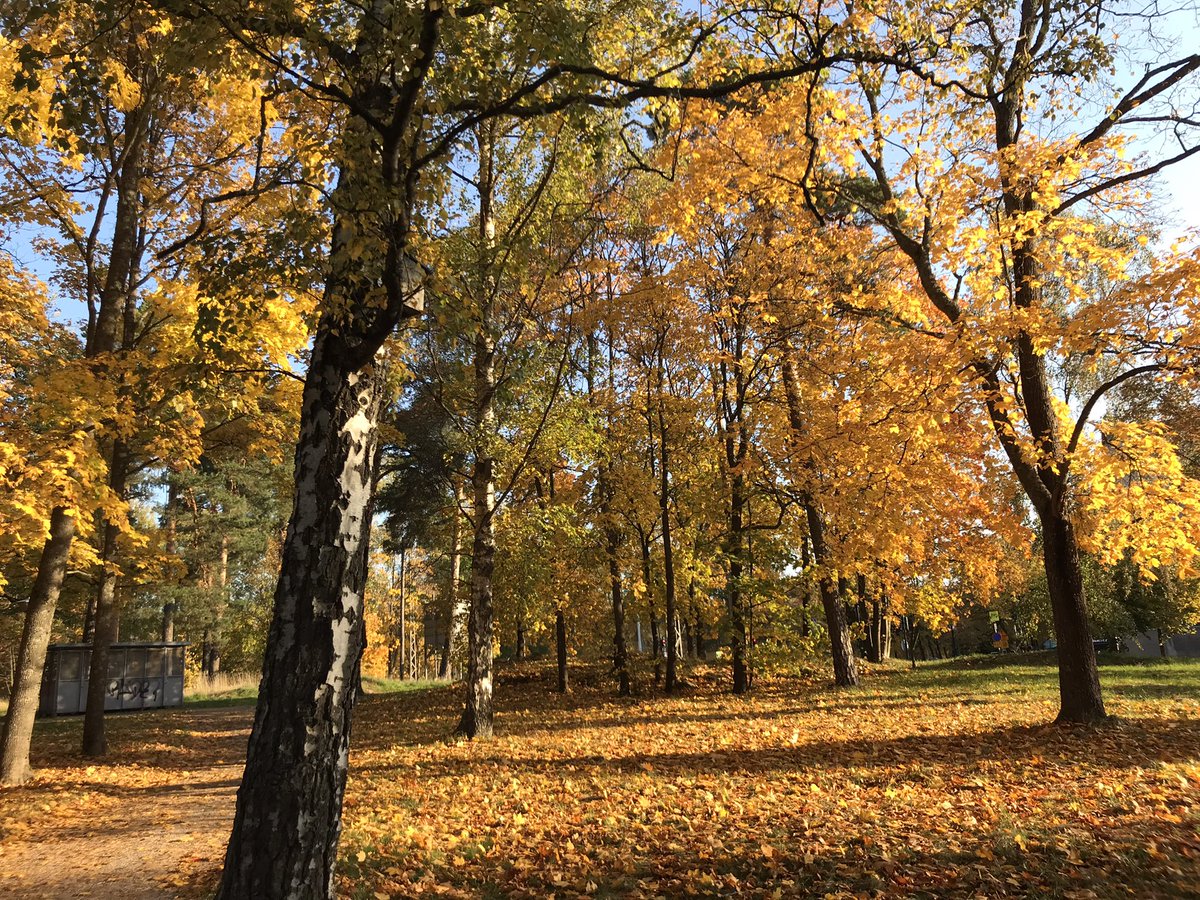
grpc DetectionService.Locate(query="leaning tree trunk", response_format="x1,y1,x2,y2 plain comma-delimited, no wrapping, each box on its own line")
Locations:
215,0,435,890
216,328,386,899
0,507,77,785
779,347,857,687
806,503,859,687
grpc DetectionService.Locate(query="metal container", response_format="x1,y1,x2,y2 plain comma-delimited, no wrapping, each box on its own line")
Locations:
38,642,187,716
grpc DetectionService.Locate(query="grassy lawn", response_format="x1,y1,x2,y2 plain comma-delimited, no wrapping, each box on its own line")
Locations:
337,655,1200,899
0,655,1196,898
181,673,443,708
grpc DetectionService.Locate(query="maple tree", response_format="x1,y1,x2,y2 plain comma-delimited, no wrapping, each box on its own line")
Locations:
811,0,1200,721
0,0,314,781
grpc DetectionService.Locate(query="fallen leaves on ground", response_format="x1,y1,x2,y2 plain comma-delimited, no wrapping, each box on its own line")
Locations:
338,661,1200,899
0,658,1197,899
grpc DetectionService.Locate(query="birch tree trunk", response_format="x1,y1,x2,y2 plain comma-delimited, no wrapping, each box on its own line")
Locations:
438,481,466,680
458,121,498,739
217,330,387,899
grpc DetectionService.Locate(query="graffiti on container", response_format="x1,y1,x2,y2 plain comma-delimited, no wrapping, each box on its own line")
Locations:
105,679,162,703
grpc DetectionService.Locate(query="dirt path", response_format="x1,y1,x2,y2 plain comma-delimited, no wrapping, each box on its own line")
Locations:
0,705,253,899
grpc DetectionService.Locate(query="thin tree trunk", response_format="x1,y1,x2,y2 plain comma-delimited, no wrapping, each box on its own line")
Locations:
458,449,495,737
780,347,858,687
438,482,466,680
0,507,76,784
728,476,750,694
555,608,568,693
640,534,661,686
867,598,883,664
398,548,407,679
458,120,498,739
161,481,179,642
658,394,679,693
82,441,129,757
590,329,630,696
80,91,149,757
607,527,630,695
806,502,859,687
210,533,228,678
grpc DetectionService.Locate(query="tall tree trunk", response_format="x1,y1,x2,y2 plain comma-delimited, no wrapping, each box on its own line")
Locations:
438,482,466,680
217,329,388,898
398,548,407,680
806,503,859,687
216,3,434,891
458,120,498,739
779,347,858,687
1043,510,1106,722
161,481,179,642
640,534,661,686
867,598,884,664
80,91,149,757
727,469,750,694
82,441,130,757
0,507,77,785
588,330,630,696
209,533,228,678
657,395,679,693
459,446,495,737
555,608,568,693
713,328,752,693
607,527,630,695
997,72,1106,723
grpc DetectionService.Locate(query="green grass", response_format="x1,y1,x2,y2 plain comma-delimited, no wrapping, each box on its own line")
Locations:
863,650,1200,706
181,672,444,708
360,675,444,695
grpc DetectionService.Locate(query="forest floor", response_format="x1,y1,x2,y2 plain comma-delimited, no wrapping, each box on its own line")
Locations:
0,654,1196,899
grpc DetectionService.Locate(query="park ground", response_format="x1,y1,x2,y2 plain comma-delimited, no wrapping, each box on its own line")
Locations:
0,656,1197,899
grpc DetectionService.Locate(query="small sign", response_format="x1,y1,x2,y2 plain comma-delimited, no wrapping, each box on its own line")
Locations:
989,610,1001,624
